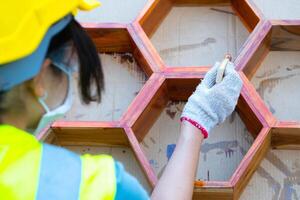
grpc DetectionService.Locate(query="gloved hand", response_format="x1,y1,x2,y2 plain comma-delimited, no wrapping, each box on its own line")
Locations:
180,62,243,138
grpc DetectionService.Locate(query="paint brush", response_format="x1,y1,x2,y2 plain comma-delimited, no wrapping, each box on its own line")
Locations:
216,54,232,84
194,180,205,187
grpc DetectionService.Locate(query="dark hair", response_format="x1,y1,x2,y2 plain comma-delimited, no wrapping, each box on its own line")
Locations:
47,18,104,104
0,18,103,123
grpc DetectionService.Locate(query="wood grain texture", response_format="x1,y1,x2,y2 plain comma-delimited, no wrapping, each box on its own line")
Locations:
238,20,272,78
166,78,201,101
131,78,169,141
139,0,173,37
270,24,300,51
231,0,260,31
49,121,129,146
128,23,164,73
83,24,132,52
272,122,300,149
120,73,165,135
125,127,158,188
193,186,233,200
235,20,271,71
236,90,263,137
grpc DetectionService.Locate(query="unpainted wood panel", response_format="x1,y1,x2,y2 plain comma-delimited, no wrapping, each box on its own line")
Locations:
251,51,300,121
65,145,152,193
240,150,300,200
141,101,254,181
150,6,249,66
64,53,147,121
75,0,148,23
251,0,300,19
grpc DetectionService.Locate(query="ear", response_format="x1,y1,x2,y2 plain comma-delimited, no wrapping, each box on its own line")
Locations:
28,58,52,98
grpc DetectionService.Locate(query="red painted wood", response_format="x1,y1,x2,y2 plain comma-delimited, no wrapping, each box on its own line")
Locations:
244,0,265,21
272,122,300,149
83,23,132,53
124,127,158,188
135,0,157,24
163,66,208,78
230,127,270,184
239,72,277,128
231,0,260,32
275,121,300,128
120,73,165,128
235,20,272,72
271,19,300,26
202,181,232,188
81,23,127,29
128,23,163,73
130,22,165,71
51,121,121,128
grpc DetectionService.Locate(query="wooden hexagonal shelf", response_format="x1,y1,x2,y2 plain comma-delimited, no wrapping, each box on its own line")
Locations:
37,121,155,192
136,0,262,68
36,1,300,199
121,69,267,199
240,20,300,150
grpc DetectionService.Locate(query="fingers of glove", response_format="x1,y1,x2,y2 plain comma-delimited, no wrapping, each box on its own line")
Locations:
209,65,242,121
199,62,220,89
224,62,236,76
209,88,238,123
217,63,243,94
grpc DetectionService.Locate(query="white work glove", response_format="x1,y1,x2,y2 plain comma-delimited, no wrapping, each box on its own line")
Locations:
181,62,243,137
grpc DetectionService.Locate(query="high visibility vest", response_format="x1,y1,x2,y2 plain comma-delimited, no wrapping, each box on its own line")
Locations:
0,125,116,200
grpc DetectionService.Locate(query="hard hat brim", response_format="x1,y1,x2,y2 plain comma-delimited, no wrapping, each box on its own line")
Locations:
0,15,72,92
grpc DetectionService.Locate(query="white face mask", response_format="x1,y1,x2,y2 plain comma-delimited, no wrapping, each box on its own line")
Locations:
33,60,73,136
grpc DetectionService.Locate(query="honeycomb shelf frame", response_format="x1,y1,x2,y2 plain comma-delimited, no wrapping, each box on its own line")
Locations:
37,1,300,199
136,0,263,69
240,19,300,150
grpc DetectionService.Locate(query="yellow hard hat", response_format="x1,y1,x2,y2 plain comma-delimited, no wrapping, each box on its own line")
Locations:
0,0,100,91
0,0,100,65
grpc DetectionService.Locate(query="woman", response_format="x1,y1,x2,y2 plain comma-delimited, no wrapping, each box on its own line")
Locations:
0,1,242,199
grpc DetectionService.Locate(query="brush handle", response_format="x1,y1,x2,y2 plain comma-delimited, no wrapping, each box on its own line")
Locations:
216,54,232,84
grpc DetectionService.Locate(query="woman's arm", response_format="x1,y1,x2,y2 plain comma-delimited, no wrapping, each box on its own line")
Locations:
151,121,204,200
151,62,243,200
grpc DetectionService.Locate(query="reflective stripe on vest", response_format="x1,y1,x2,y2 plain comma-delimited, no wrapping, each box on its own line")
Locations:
36,144,82,200
0,125,116,200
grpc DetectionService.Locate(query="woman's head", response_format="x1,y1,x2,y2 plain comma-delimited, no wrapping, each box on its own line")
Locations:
0,18,104,131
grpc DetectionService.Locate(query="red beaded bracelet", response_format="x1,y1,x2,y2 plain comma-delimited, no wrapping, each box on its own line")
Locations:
180,117,208,139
